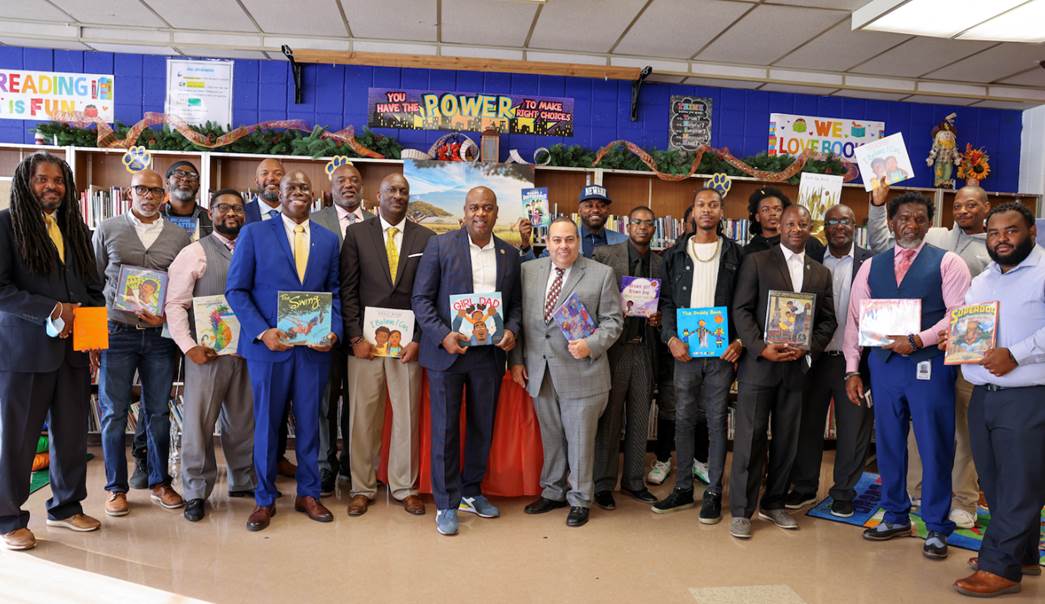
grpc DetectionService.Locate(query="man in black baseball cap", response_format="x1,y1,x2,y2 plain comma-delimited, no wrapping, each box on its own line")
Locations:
576,184,627,258
161,160,212,241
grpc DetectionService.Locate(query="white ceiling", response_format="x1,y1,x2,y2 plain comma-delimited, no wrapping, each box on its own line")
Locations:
0,0,1042,107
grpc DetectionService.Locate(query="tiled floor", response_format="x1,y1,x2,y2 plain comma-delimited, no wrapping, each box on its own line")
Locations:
1,448,1041,603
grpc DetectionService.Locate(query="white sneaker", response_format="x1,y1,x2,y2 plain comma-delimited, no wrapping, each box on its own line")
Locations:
950,508,976,529
692,459,710,485
646,460,672,486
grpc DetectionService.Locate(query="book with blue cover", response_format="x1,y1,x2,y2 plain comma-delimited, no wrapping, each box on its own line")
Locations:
277,291,332,346
552,292,596,341
449,292,504,346
677,306,729,357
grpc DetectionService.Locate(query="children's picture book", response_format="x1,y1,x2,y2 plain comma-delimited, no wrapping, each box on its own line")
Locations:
277,291,332,346
677,306,728,357
552,292,596,341
113,265,168,316
854,132,915,191
797,172,843,225
764,290,817,348
72,306,108,351
858,298,922,346
450,292,504,347
363,307,414,358
522,187,551,227
620,277,661,318
944,301,999,365
192,295,240,355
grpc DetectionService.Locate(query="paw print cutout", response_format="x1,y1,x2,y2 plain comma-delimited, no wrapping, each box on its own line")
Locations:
706,172,732,198
325,155,353,179
122,146,152,174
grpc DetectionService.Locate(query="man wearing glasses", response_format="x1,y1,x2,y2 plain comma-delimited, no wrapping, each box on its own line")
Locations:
92,169,191,517
161,161,212,242
785,204,874,519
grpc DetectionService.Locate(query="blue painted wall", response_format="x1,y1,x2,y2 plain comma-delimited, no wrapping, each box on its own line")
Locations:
0,45,1024,191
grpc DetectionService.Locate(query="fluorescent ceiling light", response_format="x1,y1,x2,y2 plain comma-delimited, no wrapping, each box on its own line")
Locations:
853,0,1043,42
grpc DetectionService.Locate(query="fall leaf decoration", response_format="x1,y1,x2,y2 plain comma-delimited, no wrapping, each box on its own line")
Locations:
957,143,991,183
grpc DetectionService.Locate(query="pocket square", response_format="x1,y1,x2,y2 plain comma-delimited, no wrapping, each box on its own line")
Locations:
408,253,423,258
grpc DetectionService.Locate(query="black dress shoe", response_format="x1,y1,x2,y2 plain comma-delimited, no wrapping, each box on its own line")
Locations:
184,499,205,522
923,531,949,560
129,457,149,490
320,470,335,498
228,489,254,498
524,497,568,515
594,491,616,510
566,506,589,527
622,488,658,503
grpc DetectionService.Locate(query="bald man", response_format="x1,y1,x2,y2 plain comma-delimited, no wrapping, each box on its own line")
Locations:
868,184,990,528
93,169,192,515
245,158,286,223
341,174,434,518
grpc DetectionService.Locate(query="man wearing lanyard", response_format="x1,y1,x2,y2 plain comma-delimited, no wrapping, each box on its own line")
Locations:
947,202,1045,598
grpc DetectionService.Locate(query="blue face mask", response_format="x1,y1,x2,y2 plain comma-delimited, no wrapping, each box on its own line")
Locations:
46,314,65,338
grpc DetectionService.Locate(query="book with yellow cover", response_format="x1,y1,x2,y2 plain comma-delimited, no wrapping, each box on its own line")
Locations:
944,301,999,365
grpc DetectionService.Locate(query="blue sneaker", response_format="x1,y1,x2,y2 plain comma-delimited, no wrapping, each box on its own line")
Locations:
435,509,458,536
460,495,500,518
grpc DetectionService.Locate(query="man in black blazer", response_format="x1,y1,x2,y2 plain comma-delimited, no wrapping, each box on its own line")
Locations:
730,205,836,540
341,173,435,518
0,154,105,551
786,204,875,519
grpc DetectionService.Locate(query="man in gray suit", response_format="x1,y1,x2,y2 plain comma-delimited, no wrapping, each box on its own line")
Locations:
311,162,375,493
510,217,623,527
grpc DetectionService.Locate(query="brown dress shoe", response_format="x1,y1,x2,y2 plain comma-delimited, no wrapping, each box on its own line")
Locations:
247,505,275,531
402,494,426,515
277,457,297,479
46,513,101,532
967,556,1042,577
954,571,1021,597
348,495,370,516
151,484,185,509
105,492,129,517
2,528,36,551
294,496,333,523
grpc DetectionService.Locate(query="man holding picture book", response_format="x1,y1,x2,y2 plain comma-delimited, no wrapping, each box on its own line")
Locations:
165,190,255,522
411,186,522,536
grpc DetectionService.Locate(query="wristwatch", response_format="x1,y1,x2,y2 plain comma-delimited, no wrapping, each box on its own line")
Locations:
906,333,920,350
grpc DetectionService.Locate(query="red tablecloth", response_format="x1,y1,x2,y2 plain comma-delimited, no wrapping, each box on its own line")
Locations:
377,371,543,497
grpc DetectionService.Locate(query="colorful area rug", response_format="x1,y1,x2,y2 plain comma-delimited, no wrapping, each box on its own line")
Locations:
807,472,1044,566
28,453,94,495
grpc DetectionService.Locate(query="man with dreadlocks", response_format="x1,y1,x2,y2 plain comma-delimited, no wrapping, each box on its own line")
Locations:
0,153,105,551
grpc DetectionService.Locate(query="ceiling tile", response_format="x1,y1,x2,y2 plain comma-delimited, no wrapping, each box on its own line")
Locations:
924,42,1045,83
768,0,868,8
648,74,685,84
774,20,909,72
144,0,257,33
529,0,647,53
443,46,524,60
266,36,351,52
696,4,847,65
352,40,436,55
901,94,978,106
761,83,839,95
177,47,269,60
526,51,608,66
833,89,908,101
683,76,761,89
998,68,1045,87
239,0,347,37
972,99,1037,110
87,43,179,56
341,0,437,41
614,0,752,59
849,37,994,78
0,1,70,20
442,0,537,47
0,37,92,50
50,0,166,27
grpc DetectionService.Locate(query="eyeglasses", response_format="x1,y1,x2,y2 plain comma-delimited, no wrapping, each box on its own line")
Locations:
825,218,854,226
132,185,165,197
170,170,199,182
214,203,244,214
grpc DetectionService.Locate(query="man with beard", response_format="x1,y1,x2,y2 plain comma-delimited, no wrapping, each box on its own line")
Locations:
165,190,255,522
227,171,341,532
161,161,211,241
845,192,971,560
312,162,375,493
0,154,105,551
93,169,191,517
411,186,522,536
948,202,1045,597
869,183,991,528
521,185,626,260
245,158,286,223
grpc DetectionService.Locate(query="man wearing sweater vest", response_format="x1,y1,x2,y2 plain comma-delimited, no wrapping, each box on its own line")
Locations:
92,169,191,517
164,190,255,522
844,192,972,560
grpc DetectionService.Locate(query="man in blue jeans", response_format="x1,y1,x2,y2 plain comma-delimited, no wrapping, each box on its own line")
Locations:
92,169,191,516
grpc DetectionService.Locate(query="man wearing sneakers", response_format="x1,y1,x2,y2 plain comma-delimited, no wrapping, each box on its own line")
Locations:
651,188,743,524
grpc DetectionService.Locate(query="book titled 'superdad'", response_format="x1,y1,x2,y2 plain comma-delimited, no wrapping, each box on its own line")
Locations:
277,291,332,346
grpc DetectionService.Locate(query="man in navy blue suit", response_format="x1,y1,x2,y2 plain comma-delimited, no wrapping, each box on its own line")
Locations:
412,186,522,536
226,170,343,532
244,158,286,225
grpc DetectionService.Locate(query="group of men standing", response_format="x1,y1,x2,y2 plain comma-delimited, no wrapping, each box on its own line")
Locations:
1,151,1042,599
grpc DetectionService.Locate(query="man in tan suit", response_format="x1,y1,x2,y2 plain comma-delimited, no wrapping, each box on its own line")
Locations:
340,174,434,517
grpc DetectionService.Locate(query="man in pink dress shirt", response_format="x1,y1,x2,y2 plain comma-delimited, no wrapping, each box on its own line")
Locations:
842,192,971,561
165,190,255,522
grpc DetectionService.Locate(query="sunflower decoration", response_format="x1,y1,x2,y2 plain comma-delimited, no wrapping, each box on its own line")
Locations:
957,143,990,185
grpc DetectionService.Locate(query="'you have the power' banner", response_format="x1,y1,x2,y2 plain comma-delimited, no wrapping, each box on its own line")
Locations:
769,113,884,161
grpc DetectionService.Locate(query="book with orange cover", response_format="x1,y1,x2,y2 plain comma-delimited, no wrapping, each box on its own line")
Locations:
73,307,108,351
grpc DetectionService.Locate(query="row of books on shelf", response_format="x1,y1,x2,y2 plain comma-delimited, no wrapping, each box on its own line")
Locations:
80,187,131,231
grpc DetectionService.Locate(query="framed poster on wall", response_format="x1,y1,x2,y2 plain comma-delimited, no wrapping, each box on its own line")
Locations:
165,59,234,127
668,96,712,151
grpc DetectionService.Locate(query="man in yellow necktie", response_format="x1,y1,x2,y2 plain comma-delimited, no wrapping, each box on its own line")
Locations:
44,212,64,264
386,226,399,283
